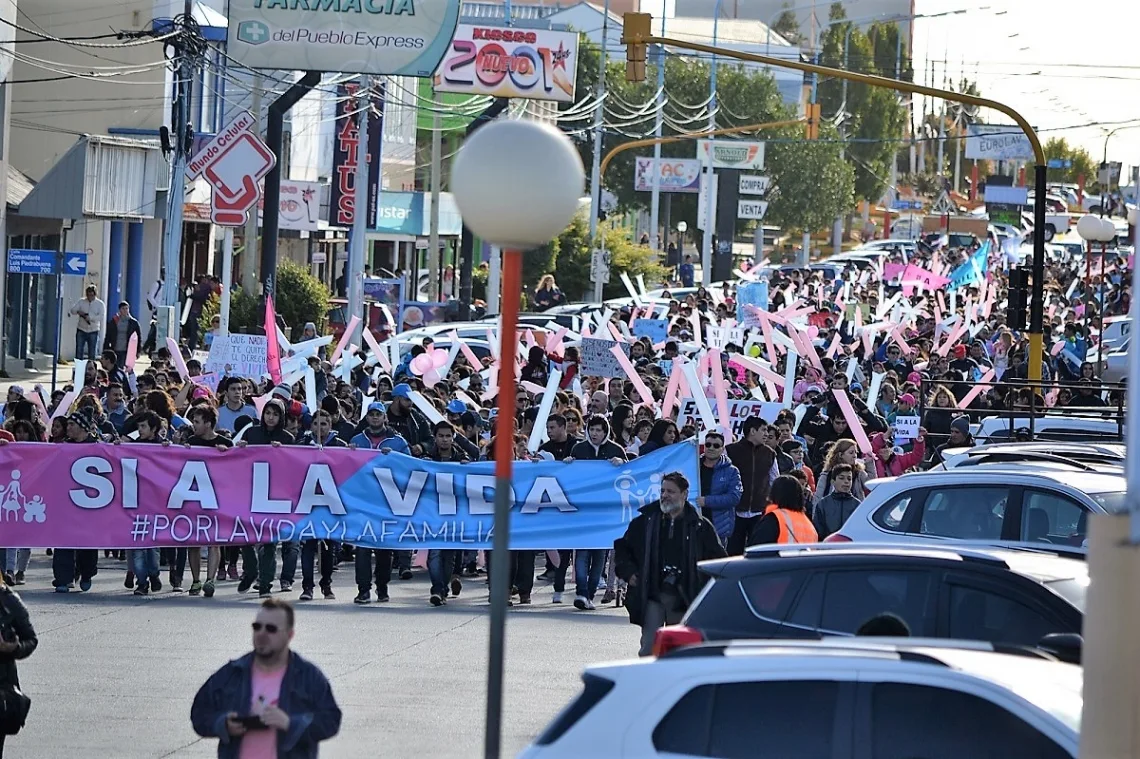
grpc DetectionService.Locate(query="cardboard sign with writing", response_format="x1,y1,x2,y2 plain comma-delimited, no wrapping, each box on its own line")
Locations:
678,397,783,437
579,337,629,378
632,318,669,344
204,335,269,379
893,415,920,443
706,325,745,350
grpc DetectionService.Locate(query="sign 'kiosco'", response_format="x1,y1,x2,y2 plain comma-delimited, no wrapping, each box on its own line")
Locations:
434,26,579,103
227,0,462,76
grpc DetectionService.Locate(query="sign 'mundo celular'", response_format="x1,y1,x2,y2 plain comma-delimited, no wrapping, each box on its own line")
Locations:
227,0,462,76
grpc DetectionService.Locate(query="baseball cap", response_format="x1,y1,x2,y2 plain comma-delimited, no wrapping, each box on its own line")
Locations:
446,399,467,414
7,385,24,397
392,383,412,399
367,401,388,415
898,393,916,405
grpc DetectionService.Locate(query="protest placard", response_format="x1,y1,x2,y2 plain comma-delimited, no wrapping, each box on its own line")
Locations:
204,334,269,379
677,397,782,437
632,318,668,343
579,337,629,378
737,281,769,327
706,325,745,350
893,415,920,443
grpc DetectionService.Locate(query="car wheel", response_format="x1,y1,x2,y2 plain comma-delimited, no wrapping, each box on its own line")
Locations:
1044,224,1056,242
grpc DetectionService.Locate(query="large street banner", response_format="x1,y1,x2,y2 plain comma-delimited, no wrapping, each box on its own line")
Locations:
434,26,579,103
965,124,1035,161
227,0,461,77
0,441,697,550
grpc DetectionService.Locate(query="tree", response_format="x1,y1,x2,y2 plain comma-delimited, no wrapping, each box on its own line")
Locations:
816,10,908,202
1044,137,1096,187
207,260,330,339
550,213,667,301
771,4,803,45
765,124,856,235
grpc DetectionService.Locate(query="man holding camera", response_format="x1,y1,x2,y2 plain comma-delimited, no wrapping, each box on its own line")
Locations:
191,599,341,757
614,472,726,656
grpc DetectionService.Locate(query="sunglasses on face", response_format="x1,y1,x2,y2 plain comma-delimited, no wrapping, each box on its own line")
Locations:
705,442,723,449
252,622,280,633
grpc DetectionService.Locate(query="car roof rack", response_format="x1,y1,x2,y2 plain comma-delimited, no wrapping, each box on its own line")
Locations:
662,637,1057,663
739,542,1010,568
934,540,1087,561
951,451,1098,471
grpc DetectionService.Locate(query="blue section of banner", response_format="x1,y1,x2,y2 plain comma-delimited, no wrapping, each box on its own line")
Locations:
292,440,699,549
947,241,991,291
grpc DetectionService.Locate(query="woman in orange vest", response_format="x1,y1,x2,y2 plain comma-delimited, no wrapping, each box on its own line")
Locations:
751,475,819,545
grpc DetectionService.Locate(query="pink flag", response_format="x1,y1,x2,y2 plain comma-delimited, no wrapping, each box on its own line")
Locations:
265,294,283,385
125,333,139,373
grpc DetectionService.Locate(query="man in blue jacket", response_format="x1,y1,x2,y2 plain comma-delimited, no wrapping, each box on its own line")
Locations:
695,431,743,547
191,599,341,758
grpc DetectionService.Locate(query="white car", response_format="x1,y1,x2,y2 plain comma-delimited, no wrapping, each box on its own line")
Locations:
521,639,1081,757
972,415,1123,444
825,469,1125,550
935,442,1124,472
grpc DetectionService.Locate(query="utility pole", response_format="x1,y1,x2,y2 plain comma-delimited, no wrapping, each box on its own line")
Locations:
242,73,263,293
161,0,195,342
588,0,611,302
428,107,442,301
648,17,667,253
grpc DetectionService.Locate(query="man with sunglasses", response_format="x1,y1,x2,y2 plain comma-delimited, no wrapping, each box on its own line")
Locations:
694,431,742,547
191,598,341,757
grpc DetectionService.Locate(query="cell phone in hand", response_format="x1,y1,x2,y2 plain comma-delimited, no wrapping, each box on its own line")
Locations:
237,715,267,729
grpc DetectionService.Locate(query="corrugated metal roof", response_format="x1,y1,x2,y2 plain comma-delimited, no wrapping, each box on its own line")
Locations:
7,165,34,209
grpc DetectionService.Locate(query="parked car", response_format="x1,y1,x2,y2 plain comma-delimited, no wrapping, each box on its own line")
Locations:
650,544,1084,660
824,469,1125,549
522,637,1081,758
934,442,1124,472
972,414,1124,444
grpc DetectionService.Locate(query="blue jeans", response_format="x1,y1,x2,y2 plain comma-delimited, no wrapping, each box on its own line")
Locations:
427,550,458,596
75,330,98,360
131,548,159,584
278,541,299,584
1,549,29,574
575,549,606,600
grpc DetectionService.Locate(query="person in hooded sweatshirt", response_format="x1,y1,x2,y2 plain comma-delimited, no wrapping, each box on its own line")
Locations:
235,398,296,598
812,463,861,540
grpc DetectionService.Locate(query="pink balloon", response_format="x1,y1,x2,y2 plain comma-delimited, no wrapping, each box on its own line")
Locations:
806,325,820,340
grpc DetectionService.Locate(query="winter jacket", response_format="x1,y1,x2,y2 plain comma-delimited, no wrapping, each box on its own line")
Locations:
387,405,431,449
815,467,871,501
0,586,37,690
613,502,726,627
812,491,862,540
570,438,627,461
724,439,777,515
190,651,342,759
871,434,926,477
350,427,410,454
698,455,743,542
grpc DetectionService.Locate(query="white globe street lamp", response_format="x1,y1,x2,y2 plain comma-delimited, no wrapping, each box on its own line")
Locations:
1076,215,1119,368
451,118,584,759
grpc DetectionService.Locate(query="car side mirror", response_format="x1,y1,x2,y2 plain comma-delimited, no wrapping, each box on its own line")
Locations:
1037,632,1082,664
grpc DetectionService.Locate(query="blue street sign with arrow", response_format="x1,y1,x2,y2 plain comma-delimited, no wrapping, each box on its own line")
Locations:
62,251,87,276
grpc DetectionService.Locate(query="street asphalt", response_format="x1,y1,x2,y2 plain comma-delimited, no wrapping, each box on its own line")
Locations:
11,554,637,758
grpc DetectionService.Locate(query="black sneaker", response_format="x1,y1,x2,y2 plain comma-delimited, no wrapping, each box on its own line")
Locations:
149,574,163,592
133,585,148,596
399,569,413,580
280,581,293,593
354,590,372,605
376,594,390,603
322,587,336,600
171,584,185,594
430,594,444,607
124,572,135,589
237,576,254,594
299,589,314,601
258,589,272,599
450,577,463,597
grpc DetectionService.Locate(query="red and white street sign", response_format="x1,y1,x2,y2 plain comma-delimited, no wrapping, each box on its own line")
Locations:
188,111,276,227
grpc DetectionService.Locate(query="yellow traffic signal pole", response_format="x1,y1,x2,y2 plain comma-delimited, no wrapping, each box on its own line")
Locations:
621,12,1048,383
598,118,806,180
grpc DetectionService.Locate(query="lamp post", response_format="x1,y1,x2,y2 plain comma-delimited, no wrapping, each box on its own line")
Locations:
450,119,585,759
1076,215,1116,368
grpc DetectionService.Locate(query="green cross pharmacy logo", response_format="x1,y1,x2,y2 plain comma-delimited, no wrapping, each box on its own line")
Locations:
237,21,270,45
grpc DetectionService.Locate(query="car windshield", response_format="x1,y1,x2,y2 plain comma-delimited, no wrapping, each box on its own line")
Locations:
1090,491,1127,514
1045,576,1089,613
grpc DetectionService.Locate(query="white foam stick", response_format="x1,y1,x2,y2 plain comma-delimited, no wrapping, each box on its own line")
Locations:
289,335,334,359
454,389,480,410
781,351,798,409
619,272,643,306
304,366,318,410
408,390,445,425
680,360,717,434
571,315,581,333
377,303,396,330
845,356,858,384
362,328,386,367
389,338,401,376
792,402,809,432
866,371,887,412
180,298,192,326
600,308,614,329
485,328,500,361
526,368,563,453
876,291,903,320
73,359,88,389
276,329,293,353
281,365,307,388
636,273,648,297
950,289,958,314
439,333,464,377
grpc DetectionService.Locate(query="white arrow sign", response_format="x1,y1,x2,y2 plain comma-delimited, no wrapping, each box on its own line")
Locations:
737,199,769,220
739,175,771,195
67,258,82,272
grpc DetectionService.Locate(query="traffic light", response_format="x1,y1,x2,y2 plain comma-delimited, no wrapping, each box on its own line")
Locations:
805,102,821,140
1006,267,1029,331
623,12,651,82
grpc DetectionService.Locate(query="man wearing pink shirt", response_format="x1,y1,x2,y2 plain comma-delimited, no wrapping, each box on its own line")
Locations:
191,599,341,758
